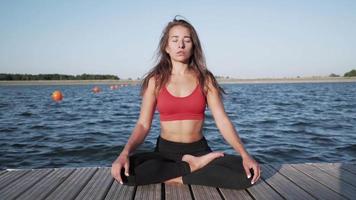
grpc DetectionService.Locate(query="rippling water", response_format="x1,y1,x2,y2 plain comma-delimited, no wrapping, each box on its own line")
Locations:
0,82,355,170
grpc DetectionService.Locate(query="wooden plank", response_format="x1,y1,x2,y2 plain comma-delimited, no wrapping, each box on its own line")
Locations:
291,163,356,199
44,167,97,200
340,163,356,175
312,163,356,187
0,170,7,176
16,168,75,200
165,183,192,200
190,185,222,200
0,168,53,200
104,180,135,200
269,163,347,200
0,169,30,190
0,163,353,200
246,176,284,200
218,188,252,200
261,164,315,199
74,167,113,200
134,184,161,200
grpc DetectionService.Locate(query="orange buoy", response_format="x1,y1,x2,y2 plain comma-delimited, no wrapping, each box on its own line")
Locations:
92,86,101,93
52,90,63,102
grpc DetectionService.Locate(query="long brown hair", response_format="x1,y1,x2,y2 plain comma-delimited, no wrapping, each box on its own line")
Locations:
140,16,226,99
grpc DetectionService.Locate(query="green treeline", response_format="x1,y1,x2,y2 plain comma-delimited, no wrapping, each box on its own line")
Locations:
0,73,120,81
344,69,356,77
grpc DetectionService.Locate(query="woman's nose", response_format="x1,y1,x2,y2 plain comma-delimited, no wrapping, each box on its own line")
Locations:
178,40,185,48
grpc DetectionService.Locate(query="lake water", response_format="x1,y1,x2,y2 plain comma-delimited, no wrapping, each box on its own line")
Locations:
0,82,355,170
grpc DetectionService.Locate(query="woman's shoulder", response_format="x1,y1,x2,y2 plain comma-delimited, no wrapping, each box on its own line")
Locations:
140,75,159,98
201,71,214,88
147,76,162,97
147,76,157,86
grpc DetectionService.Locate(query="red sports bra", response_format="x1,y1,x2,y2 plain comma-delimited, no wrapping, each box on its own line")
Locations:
156,83,206,121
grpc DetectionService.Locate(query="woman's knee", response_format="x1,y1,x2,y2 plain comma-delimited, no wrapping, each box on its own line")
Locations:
182,161,254,189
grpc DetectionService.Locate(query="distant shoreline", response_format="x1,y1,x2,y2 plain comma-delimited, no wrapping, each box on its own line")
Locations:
218,77,356,84
0,77,356,85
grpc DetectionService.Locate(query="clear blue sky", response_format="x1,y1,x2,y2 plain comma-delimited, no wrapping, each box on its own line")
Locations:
0,0,355,79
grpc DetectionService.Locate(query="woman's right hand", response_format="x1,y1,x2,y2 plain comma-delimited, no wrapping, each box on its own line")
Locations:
111,152,130,184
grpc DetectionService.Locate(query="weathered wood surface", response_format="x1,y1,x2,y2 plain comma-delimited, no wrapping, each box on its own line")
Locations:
0,163,355,200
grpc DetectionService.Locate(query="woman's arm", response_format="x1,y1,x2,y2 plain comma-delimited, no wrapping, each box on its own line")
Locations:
205,76,260,184
205,77,248,158
112,76,157,183
121,76,157,155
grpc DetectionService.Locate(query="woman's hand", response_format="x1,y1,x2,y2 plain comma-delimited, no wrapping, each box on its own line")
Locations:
111,152,130,184
242,155,261,185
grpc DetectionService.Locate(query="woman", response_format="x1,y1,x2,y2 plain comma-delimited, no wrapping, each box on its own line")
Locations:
111,16,261,189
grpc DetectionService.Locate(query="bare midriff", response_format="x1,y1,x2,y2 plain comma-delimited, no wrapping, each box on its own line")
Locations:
160,119,204,143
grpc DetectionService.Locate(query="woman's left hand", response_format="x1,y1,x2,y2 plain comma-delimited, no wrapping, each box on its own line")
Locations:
242,155,261,185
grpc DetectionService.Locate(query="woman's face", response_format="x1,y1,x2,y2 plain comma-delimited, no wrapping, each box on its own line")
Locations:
165,25,193,64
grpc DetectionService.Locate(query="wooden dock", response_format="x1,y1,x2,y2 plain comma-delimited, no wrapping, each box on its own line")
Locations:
0,162,355,200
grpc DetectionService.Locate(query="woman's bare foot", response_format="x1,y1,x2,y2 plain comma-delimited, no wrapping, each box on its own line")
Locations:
182,152,224,172
164,176,183,185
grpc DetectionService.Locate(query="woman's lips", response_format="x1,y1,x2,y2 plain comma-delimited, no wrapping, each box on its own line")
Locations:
176,51,185,55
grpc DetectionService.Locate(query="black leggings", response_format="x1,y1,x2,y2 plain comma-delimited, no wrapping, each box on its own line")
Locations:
121,136,254,189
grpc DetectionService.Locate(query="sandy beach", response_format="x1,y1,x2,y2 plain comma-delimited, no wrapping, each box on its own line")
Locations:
0,77,356,86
